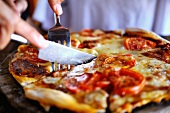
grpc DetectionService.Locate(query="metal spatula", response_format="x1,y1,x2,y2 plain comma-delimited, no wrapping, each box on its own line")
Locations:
48,14,71,70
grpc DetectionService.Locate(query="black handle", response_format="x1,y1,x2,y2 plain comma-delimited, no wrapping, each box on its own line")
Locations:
55,14,61,26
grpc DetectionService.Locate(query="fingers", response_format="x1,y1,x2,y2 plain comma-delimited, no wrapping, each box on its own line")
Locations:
0,1,17,50
3,0,28,16
15,18,48,49
0,27,13,50
0,1,48,50
48,0,64,15
14,0,28,14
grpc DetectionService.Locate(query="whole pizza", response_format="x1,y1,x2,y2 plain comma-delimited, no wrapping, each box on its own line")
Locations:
9,28,170,113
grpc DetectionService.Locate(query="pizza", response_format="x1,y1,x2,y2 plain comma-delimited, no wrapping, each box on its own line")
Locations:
9,28,170,113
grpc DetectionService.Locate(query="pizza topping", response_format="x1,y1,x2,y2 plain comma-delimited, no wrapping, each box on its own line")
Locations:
71,38,81,48
73,89,108,110
80,29,93,36
106,68,146,95
20,53,49,63
96,81,110,89
124,37,156,51
10,59,50,77
103,54,136,68
65,73,92,93
9,45,51,77
142,44,170,64
78,40,99,49
16,45,48,63
66,72,108,93
83,89,108,109
80,29,105,36
66,67,146,96
18,45,38,53
95,54,136,69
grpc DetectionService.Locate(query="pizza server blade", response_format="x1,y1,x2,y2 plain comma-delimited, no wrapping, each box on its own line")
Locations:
38,40,96,65
11,34,28,43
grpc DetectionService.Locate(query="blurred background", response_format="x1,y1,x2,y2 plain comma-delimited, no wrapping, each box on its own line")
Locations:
26,0,170,36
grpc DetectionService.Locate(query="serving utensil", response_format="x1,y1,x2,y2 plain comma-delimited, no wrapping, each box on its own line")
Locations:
11,34,28,44
48,14,71,70
38,40,96,66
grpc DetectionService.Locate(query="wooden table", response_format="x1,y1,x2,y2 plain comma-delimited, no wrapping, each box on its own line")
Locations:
0,41,21,113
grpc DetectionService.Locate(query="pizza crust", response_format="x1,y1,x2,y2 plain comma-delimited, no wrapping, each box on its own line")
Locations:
110,91,170,113
11,72,37,86
24,84,102,113
112,29,125,36
124,28,170,43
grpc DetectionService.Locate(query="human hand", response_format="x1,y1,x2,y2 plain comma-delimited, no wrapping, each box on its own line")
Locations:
3,0,28,16
0,1,48,50
48,0,64,15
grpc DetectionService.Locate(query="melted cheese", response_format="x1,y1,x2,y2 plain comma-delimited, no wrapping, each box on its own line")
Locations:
77,48,98,56
132,55,170,87
94,38,126,55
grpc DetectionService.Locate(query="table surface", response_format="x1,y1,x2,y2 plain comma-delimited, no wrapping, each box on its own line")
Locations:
0,41,21,113
0,37,170,113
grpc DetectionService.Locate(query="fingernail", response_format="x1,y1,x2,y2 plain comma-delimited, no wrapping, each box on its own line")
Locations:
55,4,63,15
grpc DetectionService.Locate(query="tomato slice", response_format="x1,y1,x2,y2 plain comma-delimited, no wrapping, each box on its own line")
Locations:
65,73,92,93
81,71,106,90
18,45,49,63
103,54,136,68
107,68,146,95
66,68,146,95
96,81,110,88
78,43,85,48
65,72,108,93
124,37,156,51
23,54,49,63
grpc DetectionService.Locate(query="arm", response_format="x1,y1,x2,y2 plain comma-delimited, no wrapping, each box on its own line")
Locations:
0,0,48,50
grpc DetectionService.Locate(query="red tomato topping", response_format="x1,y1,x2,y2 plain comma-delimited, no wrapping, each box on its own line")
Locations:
65,72,108,93
78,43,85,48
124,37,156,51
78,40,98,49
66,68,145,95
65,73,92,93
95,81,110,89
107,68,146,95
18,46,49,63
23,54,49,63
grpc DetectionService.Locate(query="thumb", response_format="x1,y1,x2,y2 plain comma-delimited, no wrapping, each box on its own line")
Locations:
48,0,63,15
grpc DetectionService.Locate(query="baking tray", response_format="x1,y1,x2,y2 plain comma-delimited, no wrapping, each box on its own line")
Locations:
1,40,170,113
